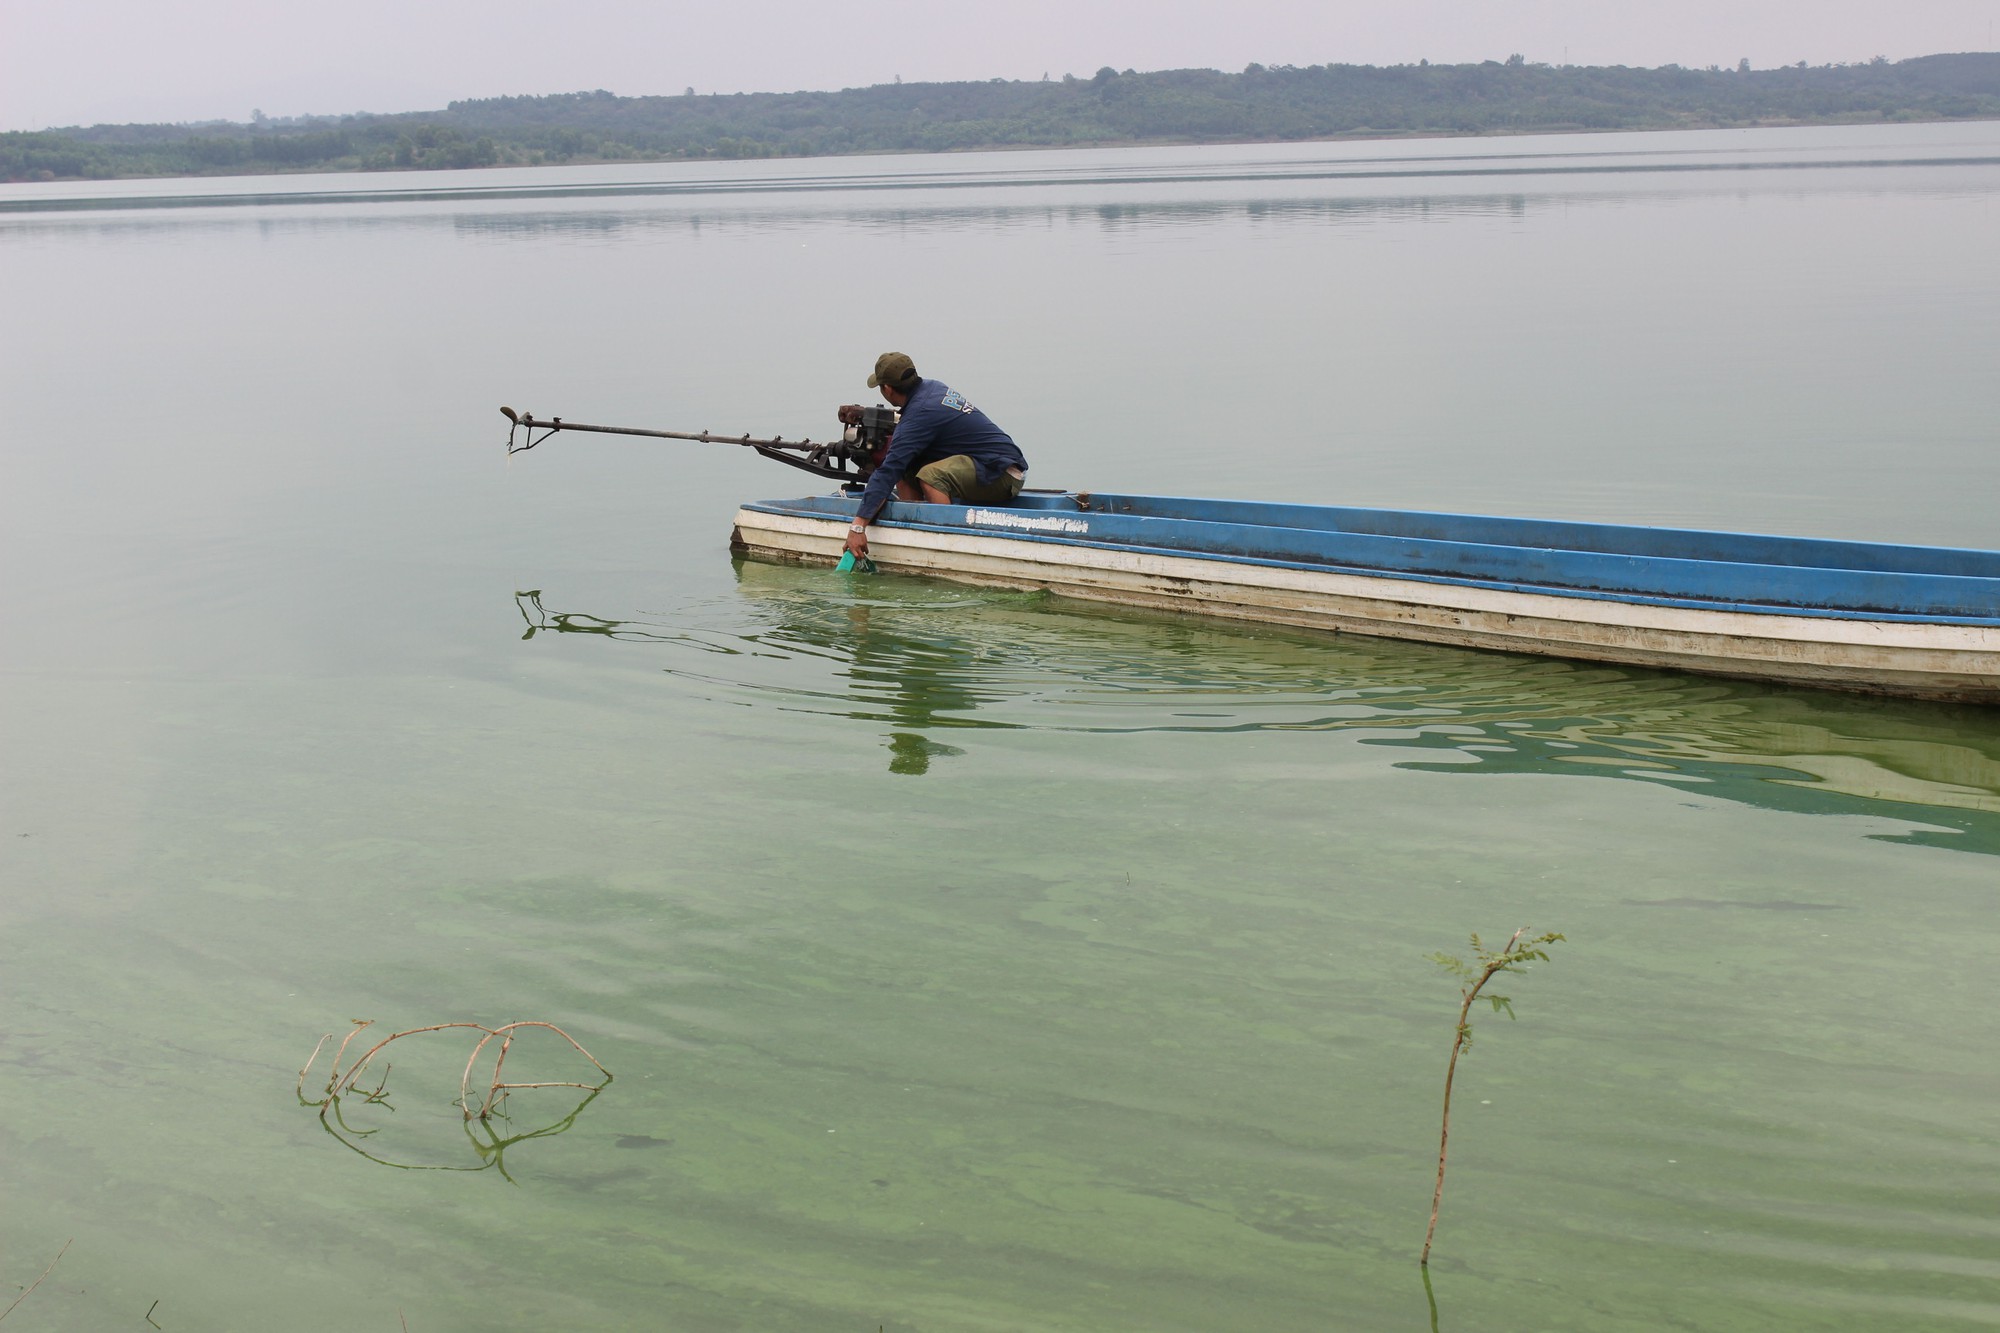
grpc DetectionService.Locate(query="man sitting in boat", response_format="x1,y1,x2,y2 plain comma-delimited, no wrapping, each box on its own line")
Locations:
841,352,1029,561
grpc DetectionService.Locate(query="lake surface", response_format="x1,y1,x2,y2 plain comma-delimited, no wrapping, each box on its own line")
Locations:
3,123,1999,1331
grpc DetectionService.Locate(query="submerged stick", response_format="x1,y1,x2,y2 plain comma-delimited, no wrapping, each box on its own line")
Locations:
0,1238,71,1324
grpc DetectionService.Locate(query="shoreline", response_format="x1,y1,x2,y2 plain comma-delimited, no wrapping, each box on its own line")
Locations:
7,111,1999,188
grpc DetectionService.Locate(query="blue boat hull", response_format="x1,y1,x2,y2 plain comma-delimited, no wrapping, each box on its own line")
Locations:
732,491,2000,703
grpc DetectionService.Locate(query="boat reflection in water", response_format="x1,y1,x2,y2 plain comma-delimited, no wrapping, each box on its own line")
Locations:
512,562,2000,848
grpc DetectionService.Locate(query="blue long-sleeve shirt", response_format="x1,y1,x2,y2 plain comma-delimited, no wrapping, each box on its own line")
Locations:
855,377,1027,521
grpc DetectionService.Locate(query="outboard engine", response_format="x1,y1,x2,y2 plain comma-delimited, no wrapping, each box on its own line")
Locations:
815,402,899,489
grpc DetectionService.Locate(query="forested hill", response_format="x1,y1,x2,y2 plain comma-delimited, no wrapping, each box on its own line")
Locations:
7,53,1999,182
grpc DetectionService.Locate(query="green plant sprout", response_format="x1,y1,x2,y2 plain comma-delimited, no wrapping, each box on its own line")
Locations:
1421,926,1564,1268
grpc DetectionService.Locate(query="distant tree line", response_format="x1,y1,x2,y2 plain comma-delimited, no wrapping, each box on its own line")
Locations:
5,53,1997,183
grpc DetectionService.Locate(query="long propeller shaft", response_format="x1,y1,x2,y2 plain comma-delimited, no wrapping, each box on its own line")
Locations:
501,406,824,455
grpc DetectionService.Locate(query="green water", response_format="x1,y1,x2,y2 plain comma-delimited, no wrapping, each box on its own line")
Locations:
4,125,1999,1330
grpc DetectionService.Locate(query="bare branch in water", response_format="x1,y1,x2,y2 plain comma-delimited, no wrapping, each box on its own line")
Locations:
299,1019,612,1128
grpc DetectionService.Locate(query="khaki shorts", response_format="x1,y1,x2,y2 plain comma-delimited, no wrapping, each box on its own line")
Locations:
915,455,1024,504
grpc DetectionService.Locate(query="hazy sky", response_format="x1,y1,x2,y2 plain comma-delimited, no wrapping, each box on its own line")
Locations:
4,0,1995,131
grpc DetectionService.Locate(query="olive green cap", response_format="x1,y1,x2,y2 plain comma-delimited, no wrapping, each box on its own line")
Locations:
866,352,919,390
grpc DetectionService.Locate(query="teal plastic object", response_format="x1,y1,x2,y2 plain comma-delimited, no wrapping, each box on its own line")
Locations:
835,551,878,574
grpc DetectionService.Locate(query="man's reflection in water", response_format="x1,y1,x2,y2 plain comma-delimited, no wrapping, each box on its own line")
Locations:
886,731,964,775
839,603,977,776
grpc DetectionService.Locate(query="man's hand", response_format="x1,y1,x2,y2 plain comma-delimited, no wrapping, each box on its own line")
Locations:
844,523,869,558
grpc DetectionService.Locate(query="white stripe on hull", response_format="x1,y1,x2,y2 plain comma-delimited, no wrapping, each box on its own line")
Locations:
731,509,2000,702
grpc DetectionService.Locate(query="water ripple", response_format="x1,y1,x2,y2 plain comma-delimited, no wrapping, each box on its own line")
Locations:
512,562,2000,842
